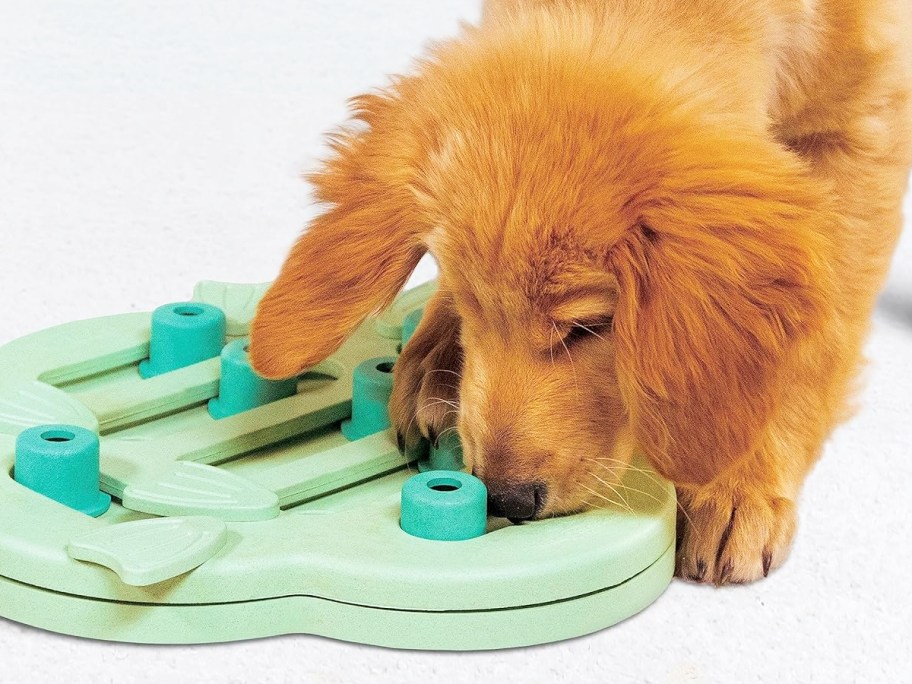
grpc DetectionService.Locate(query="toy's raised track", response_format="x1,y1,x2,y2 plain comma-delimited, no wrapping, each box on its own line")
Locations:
0,280,675,649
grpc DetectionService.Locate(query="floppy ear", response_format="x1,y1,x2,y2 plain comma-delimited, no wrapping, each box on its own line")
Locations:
250,92,428,379
609,146,836,485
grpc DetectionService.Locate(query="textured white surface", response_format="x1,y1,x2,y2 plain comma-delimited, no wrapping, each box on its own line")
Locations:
1,2,911,682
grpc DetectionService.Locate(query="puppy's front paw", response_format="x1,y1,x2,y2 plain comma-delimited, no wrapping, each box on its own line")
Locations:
675,483,797,585
388,319,462,454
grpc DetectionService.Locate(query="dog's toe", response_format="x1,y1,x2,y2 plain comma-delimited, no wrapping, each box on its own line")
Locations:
675,485,796,585
388,330,462,454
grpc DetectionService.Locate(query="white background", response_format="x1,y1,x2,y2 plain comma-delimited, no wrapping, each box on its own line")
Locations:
1,2,910,682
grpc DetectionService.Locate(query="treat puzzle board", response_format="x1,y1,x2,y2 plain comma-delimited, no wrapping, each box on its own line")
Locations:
0,279,676,650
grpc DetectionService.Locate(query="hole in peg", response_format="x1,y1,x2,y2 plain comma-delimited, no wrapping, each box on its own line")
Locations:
14,424,111,517
139,302,226,378
208,339,298,419
400,470,487,541
340,356,397,441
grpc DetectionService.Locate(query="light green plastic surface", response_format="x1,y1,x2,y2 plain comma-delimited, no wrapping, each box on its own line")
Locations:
0,545,674,648
67,516,228,586
0,280,676,650
120,461,280,521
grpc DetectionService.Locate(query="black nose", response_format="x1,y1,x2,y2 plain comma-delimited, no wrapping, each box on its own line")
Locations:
486,481,547,523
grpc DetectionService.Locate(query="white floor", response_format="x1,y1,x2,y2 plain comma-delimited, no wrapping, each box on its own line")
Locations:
1,2,910,682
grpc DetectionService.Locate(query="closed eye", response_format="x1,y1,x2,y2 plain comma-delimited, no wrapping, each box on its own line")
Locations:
563,324,592,347
557,318,614,349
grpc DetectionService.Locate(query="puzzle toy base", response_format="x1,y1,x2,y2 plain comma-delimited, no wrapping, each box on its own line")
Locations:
0,280,676,650
0,544,673,648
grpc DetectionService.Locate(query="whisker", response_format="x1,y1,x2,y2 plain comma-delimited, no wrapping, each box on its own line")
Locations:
589,471,632,511
549,324,556,369
426,368,463,380
403,412,421,442
614,481,669,506
616,480,697,531
570,320,608,342
588,455,665,478
586,457,697,532
433,425,460,441
416,381,462,394
402,400,457,441
588,458,666,489
553,320,579,399
579,483,625,510
418,397,459,410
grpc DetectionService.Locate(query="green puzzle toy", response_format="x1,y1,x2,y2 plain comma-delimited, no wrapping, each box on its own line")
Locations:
0,279,676,650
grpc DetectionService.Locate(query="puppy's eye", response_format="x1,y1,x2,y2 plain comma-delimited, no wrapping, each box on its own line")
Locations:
563,325,592,346
560,319,613,347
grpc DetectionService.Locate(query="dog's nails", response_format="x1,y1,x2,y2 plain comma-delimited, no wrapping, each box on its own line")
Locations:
718,558,734,585
683,558,706,583
427,426,438,448
396,431,405,454
762,550,773,578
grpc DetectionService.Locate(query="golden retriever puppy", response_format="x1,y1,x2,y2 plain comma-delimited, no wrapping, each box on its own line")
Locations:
249,0,912,584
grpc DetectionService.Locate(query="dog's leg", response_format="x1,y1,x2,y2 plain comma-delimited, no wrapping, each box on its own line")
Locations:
389,285,463,454
677,70,912,584
675,444,800,585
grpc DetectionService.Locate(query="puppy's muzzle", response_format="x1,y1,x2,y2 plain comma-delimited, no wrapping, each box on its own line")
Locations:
486,480,547,523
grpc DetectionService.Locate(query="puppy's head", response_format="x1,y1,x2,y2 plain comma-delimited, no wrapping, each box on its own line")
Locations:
251,14,835,518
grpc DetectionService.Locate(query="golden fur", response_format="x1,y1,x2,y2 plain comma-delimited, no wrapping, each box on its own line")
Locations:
249,0,912,584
